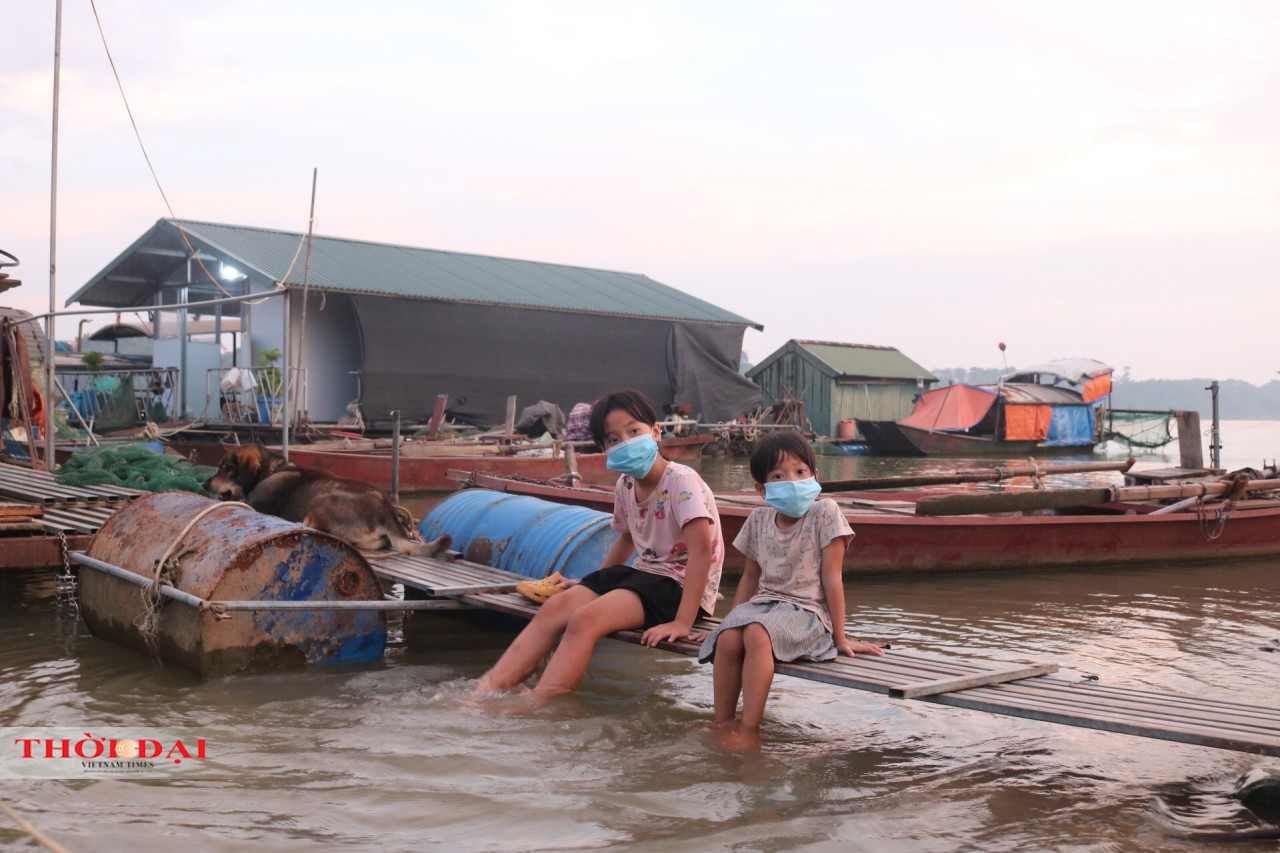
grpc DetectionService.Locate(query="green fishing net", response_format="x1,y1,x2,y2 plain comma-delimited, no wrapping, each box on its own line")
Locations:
56,443,215,494
1104,412,1176,449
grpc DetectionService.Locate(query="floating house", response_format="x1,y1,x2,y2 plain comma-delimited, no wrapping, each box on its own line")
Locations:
747,340,936,438
67,219,763,428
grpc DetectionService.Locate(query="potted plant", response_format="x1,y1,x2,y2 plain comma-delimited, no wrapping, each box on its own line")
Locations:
81,350,105,372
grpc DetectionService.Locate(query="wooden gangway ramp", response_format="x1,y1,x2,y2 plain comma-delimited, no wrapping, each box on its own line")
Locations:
0,461,142,535
375,553,1280,758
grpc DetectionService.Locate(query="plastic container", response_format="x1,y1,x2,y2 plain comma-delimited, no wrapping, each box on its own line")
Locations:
420,489,618,580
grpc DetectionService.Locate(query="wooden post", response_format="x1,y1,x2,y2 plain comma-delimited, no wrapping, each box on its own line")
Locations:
390,410,401,504
427,393,448,439
563,442,581,485
503,395,517,445
1173,410,1204,470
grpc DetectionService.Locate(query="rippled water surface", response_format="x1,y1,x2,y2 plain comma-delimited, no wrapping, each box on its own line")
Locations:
2,421,1278,850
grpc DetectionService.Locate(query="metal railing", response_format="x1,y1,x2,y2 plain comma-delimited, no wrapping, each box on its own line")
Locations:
205,366,307,426
56,367,180,431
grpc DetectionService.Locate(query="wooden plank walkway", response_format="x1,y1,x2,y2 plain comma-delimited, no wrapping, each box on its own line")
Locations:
0,462,144,506
374,553,1280,758
0,462,140,568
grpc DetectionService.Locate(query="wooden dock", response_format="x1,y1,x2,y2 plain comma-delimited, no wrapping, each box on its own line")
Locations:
373,553,1280,758
0,461,142,569
9,458,1275,759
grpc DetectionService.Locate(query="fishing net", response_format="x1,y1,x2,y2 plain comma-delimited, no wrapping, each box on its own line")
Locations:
56,442,215,494
1104,411,1175,449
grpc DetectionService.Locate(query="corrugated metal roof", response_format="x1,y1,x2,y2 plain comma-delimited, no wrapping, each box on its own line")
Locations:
794,340,936,381
69,219,761,329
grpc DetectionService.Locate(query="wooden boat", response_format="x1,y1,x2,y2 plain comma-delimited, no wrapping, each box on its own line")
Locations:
653,432,715,461
279,431,712,493
450,469,1280,575
280,440,606,493
859,358,1115,457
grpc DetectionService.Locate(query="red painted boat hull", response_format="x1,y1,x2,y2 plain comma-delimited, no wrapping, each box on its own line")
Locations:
459,473,1280,575
283,435,705,493
861,420,1093,457
285,446,616,493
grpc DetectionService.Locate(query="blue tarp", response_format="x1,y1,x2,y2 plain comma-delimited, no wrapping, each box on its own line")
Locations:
1044,401,1103,447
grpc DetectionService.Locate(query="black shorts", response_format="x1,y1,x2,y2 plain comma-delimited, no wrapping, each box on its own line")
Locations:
578,564,684,628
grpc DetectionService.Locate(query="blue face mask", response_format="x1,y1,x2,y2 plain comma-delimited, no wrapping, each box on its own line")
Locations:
606,433,660,478
764,477,822,518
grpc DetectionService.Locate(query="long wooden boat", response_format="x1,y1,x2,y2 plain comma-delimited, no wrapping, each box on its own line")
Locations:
281,442,607,493
280,433,710,493
450,470,1280,575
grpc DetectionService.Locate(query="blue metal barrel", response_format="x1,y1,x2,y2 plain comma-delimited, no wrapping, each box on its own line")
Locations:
81,491,387,677
420,489,618,580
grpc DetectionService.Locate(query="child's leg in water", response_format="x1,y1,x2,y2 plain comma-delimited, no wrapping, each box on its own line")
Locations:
738,622,776,731
525,589,646,705
711,627,747,724
476,584,600,693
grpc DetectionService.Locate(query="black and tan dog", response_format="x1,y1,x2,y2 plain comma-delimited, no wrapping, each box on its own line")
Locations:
203,443,449,558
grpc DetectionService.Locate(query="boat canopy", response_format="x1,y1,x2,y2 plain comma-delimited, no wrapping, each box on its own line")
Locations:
1003,358,1114,405
900,384,997,431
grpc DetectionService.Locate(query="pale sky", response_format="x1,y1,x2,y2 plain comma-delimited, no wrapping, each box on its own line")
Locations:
4,1,1279,384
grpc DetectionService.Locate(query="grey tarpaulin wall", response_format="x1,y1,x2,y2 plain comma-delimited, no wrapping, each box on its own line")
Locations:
350,296,761,427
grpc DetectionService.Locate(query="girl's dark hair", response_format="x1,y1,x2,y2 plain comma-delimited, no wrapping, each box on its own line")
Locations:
589,389,658,446
749,430,818,484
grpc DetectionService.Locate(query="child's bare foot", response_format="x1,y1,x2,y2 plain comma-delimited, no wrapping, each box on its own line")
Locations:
715,724,763,753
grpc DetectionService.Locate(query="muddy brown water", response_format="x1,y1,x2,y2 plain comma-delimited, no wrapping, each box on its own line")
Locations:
2,422,1278,850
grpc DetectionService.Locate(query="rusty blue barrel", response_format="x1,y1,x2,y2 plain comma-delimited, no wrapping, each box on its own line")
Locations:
81,492,386,677
419,489,617,580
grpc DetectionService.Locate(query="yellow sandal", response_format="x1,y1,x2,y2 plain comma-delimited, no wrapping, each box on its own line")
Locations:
516,572,566,604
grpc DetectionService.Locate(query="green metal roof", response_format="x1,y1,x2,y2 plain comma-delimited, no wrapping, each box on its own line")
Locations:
752,340,936,381
69,219,761,329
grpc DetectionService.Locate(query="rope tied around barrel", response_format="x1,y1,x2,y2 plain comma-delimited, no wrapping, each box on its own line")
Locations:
135,501,253,663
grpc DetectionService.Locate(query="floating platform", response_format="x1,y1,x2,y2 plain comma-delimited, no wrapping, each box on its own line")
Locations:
371,553,1280,758
0,461,142,570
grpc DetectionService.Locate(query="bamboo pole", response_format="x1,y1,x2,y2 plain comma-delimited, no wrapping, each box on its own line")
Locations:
914,476,1280,517
822,458,1135,493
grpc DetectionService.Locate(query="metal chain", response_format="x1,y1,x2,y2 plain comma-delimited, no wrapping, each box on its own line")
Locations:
54,532,79,618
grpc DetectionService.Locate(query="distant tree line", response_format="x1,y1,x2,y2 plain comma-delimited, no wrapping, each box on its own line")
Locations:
930,367,1280,420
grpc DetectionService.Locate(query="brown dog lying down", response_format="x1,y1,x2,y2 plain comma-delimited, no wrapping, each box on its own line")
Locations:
203,443,449,558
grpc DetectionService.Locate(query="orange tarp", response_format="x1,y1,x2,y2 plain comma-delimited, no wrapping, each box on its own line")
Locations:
1081,374,1112,403
901,385,997,432
1002,404,1052,440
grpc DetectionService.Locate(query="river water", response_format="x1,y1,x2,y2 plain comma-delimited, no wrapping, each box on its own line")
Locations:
2,421,1278,850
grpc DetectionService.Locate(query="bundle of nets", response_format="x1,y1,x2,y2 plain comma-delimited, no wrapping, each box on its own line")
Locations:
56,442,215,494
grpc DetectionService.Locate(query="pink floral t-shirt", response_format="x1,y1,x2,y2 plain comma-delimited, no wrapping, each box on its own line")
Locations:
611,461,724,614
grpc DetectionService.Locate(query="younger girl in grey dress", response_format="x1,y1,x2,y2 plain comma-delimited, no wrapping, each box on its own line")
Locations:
698,431,882,742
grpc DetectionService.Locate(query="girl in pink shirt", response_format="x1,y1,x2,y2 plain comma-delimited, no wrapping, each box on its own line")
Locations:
477,389,723,707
